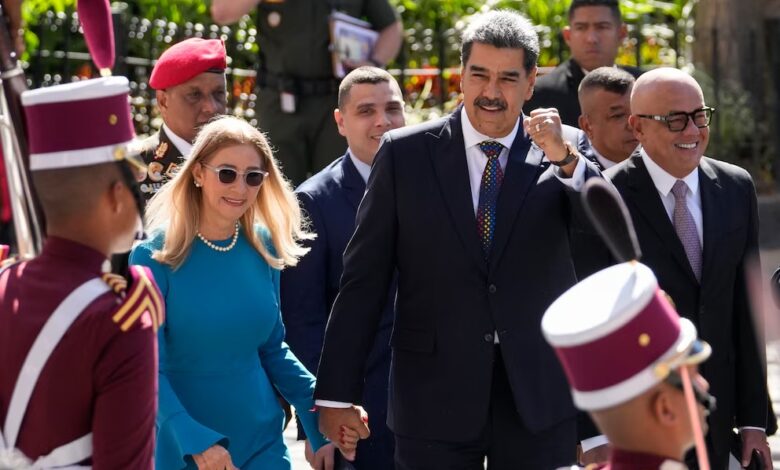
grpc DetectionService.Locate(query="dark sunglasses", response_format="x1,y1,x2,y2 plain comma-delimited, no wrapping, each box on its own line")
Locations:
201,163,269,187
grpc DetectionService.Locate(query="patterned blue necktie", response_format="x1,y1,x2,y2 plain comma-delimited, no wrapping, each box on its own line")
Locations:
476,141,505,258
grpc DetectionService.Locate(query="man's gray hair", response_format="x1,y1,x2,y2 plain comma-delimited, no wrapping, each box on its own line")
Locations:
460,10,539,74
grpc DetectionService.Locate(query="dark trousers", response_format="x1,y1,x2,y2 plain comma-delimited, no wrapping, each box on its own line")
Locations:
394,349,577,470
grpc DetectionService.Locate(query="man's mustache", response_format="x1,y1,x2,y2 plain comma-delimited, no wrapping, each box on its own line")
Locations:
474,97,507,110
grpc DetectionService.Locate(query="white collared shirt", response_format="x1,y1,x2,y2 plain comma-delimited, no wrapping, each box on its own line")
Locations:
592,146,619,170
460,107,586,215
348,149,372,184
162,123,193,159
640,148,703,246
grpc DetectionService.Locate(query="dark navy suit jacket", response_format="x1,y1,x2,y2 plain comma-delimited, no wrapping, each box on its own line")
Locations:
280,154,395,470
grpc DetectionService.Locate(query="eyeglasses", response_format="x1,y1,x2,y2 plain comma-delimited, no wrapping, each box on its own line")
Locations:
636,106,715,132
201,163,269,187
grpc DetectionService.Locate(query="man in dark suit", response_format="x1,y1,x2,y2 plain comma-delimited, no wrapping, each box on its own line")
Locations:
280,66,405,470
137,37,228,202
314,10,601,469
605,67,773,469
524,0,642,127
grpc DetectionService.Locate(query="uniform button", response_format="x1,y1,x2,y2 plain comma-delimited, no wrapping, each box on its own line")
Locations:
488,284,497,294
484,333,494,343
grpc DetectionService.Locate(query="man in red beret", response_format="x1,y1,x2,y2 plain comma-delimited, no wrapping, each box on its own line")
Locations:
138,37,228,201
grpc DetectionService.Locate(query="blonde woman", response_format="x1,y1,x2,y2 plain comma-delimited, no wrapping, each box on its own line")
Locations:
130,116,356,470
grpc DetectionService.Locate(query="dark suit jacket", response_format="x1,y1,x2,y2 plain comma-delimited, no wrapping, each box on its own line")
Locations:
605,154,769,462
525,59,643,127
315,109,601,442
280,155,395,468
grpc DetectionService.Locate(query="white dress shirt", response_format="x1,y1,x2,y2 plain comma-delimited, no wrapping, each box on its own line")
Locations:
592,146,619,170
460,107,586,210
640,148,703,246
348,150,372,184
162,123,193,159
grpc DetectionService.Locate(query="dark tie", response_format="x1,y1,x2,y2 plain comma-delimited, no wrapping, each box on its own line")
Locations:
671,180,702,281
476,141,505,258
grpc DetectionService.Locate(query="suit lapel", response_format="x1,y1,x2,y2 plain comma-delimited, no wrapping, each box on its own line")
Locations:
488,131,538,267
429,112,487,274
698,159,722,289
339,154,366,212
625,155,699,284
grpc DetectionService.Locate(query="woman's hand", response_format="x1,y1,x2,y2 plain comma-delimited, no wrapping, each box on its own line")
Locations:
305,440,333,470
305,426,360,469
192,445,238,470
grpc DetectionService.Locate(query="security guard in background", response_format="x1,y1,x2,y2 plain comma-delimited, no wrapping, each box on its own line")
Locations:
138,37,228,202
0,76,163,469
211,0,403,185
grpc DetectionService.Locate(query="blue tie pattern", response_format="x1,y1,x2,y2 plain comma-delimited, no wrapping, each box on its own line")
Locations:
477,141,505,258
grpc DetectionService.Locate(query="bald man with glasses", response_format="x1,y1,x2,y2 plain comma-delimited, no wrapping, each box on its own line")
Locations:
604,67,774,469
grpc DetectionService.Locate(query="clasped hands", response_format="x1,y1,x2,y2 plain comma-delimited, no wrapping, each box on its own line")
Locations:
318,405,371,462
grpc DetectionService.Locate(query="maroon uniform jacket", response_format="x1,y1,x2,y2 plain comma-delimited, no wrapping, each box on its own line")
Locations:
592,448,688,470
0,237,161,469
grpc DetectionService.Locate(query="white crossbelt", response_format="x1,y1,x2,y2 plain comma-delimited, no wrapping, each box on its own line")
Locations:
0,277,109,469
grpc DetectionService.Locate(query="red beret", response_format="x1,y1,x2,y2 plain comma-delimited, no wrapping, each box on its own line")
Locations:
149,38,227,90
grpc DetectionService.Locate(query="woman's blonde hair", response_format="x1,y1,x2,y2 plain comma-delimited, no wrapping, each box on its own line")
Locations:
145,115,311,270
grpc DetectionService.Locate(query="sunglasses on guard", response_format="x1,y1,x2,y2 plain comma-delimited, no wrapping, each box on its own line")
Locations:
201,163,269,187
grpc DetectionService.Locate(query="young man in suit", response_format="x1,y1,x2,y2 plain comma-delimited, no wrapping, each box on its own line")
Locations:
577,66,638,170
605,67,773,469
280,66,405,470
314,10,602,469
524,0,641,127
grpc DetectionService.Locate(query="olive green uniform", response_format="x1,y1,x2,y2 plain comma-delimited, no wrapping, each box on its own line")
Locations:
256,0,398,185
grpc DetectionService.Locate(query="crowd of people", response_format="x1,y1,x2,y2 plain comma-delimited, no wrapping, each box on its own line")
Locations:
0,0,777,469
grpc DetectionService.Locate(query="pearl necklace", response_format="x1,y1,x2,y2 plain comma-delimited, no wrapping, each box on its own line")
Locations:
196,222,240,252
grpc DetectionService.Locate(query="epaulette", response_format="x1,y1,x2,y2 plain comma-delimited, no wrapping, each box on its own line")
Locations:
110,265,164,333
101,272,127,294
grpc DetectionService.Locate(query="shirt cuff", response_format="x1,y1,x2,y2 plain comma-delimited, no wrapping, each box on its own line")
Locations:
580,434,609,453
314,399,353,408
552,155,586,190
739,426,766,433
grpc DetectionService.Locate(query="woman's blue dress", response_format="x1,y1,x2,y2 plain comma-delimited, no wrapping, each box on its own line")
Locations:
130,228,326,470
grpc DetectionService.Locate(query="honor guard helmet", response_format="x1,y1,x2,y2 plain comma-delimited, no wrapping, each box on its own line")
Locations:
542,261,711,411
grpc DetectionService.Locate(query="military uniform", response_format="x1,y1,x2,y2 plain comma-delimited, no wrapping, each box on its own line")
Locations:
0,238,162,468
543,260,715,470
137,126,184,202
590,449,688,470
0,76,163,469
256,0,398,185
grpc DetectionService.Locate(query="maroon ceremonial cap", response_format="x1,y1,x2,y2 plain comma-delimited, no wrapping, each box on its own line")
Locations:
541,262,711,411
149,38,227,90
22,76,142,171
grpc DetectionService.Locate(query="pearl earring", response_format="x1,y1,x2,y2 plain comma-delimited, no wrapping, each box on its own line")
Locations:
194,180,202,188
